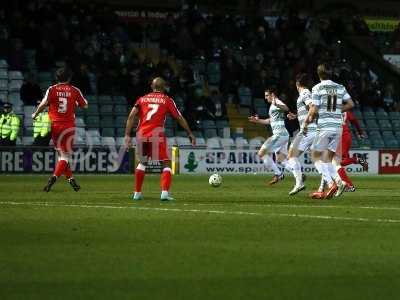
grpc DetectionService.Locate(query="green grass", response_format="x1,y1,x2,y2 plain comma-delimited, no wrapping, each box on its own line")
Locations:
1,174,400,300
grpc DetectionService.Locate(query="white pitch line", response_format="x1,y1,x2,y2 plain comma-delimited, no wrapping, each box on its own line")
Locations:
1,201,400,224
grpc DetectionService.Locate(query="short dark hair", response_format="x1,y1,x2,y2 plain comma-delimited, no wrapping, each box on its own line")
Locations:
265,86,277,95
56,67,72,83
317,64,331,80
296,73,308,87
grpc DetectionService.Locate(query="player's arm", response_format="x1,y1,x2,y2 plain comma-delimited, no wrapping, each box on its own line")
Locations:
176,115,196,146
32,97,49,120
347,110,364,138
248,115,271,125
76,88,89,109
124,106,139,149
341,98,354,112
272,98,289,112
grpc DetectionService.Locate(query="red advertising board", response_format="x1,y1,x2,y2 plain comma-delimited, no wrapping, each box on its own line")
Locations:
379,150,400,174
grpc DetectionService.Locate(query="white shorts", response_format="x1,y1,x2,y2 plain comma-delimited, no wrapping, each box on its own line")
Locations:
289,131,317,153
260,135,289,155
311,130,341,153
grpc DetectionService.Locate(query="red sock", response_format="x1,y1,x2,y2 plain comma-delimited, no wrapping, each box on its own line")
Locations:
341,157,358,166
161,167,172,191
54,160,68,177
135,165,146,192
64,164,73,179
337,167,353,186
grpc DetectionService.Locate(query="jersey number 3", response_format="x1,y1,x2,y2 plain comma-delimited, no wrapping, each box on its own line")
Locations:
146,104,159,120
58,97,68,113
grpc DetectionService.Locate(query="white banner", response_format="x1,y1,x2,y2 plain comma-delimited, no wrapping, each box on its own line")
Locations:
179,149,379,175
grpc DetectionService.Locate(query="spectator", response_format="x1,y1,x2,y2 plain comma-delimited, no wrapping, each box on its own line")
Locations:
20,73,43,106
0,103,21,146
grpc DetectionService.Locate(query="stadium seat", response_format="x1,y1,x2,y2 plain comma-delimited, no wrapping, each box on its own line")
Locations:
216,120,229,129
115,116,126,128
86,95,98,103
116,128,125,137
371,138,385,149
362,110,376,120
22,136,34,145
255,106,268,117
389,111,400,121
176,137,192,147
249,137,264,149
100,104,114,115
201,120,216,129
204,128,218,138
101,116,115,128
365,119,379,130
221,138,235,148
113,95,127,104
98,95,113,104
116,137,125,146
165,128,174,137
102,137,116,146
86,116,100,128
91,136,102,146
87,129,100,138
238,86,252,107
206,137,221,148
217,127,231,138
75,117,85,127
85,105,99,115
253,98,265,108
353,110,362,120
358,138,371,149
167,137,177,146
384,139,399,149
114,105,127,115
378,119,392,130
391,120,400,130
75,135,86,145
24,126,34,137
175,131,187,137
368,130,382,139
207,62,221,84
375,109,389,120
235,137,249,148
8,71,24,80
0,79,8,91
0,69,7,79
38,72,52,82
193,131,203,138
24,106,35,115
102,128,115,137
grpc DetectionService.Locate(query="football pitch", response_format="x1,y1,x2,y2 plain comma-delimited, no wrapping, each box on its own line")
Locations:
1,174,400,300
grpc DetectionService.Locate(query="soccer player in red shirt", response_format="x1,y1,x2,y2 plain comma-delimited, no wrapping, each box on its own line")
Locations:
32,67,88,192
336,110,368,191
124,77,196,201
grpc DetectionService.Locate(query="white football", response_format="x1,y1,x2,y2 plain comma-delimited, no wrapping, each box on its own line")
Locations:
209,173,222,187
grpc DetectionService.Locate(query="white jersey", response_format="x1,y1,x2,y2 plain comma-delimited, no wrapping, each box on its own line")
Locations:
296,88,317,132
269,99,289,136
311,80,350,132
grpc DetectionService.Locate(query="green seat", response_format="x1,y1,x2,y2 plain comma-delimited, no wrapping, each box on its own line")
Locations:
353,110,363,120
86,95,98,103
116,128,125,137
86,105,99,115
115,116,126,128
365,119,379,130
98,95,113,104
86,116,100,128
102,128,115,137
389,111,400,120
100,105,114,115
391,120,400,130
165,128,174,137
382,131,395,139
101,117,115,128
375,109,389,120
358,119,366,130
359,138,371,149
378,119,392,130
385,139,399,149
202,120,216,129
193,131,203,138
371,138,385,149
113,95,127,104
253,98,265,107
216,120,229,129
114,105,127,115
368,130,381,139
204,128,218,138
363,111,376,120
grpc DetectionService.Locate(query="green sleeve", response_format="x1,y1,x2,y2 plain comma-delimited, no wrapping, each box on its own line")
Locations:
10,116,21,141
41,114,51,137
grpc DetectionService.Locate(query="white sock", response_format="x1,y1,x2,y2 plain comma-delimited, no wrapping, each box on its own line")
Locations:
328,163,340,184
280,159,292,173
314,160,323,175
161,190,169,198
134,192,142,198
318,177,326,192
321,163,334,185
262,155,281,176
289,157,303,186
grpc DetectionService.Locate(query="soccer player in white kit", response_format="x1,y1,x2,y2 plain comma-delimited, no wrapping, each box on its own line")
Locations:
286,73,318,195
249,87,290,185
303,64,354,199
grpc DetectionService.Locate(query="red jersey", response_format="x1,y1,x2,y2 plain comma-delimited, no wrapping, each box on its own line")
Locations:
135,92,181,137
342,111,363,136
45,83,88,123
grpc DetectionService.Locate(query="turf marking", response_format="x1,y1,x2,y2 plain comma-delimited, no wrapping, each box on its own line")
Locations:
1,201,400,224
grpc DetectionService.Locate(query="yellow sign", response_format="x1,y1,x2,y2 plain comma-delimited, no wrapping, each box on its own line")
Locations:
364,18,400,32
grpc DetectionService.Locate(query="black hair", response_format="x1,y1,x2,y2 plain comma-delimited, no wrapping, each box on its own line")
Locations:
56,67,73,83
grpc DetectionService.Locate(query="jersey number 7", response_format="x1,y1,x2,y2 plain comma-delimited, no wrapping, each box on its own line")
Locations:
146,104,159,120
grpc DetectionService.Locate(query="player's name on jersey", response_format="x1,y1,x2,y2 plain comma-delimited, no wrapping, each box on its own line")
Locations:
141,97,167,104
56,91,72,97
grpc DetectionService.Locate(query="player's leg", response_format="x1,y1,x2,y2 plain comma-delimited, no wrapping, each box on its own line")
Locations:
325,131,346,198
132,140,148,200
259,136,283,185
286,133,307,194
158,137,174,201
